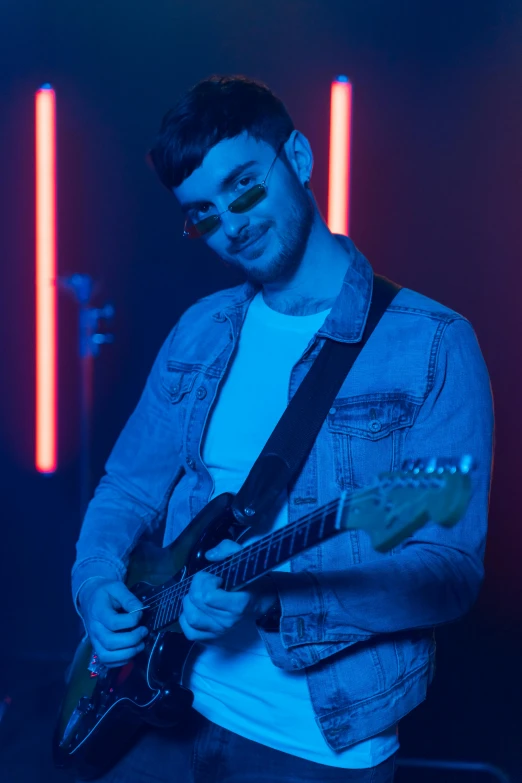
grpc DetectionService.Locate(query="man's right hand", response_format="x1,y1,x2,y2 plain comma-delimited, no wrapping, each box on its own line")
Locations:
79,579,149,668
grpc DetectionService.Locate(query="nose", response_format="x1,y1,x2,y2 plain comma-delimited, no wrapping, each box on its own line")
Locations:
219,210,250,240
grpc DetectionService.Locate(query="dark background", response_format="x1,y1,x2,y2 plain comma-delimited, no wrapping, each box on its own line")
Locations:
0,1,521,781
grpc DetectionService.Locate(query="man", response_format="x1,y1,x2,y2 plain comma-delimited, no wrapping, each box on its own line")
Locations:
72,75,494,783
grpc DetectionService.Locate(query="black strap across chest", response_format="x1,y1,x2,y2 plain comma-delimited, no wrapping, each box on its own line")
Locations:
231,274,401,525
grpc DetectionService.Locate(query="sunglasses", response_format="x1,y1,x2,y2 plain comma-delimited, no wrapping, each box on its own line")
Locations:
183,142,284,239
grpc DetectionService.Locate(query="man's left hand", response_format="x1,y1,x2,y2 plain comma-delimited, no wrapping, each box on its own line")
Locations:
179,539,279,642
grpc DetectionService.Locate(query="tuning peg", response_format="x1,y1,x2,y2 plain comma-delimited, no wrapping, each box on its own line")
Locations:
401,459,425,474
459,455,474,474
423,458,436,474
434,456,474,474
401,455,474,477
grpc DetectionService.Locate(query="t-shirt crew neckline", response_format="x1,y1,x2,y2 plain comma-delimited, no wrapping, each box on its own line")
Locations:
248,291,332,331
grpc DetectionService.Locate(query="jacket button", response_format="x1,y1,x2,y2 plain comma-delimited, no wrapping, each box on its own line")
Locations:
172,384,179,395
329,407,337,416
186,457,195,469
196,387,207,400
213,312,226,322
369,420,382,433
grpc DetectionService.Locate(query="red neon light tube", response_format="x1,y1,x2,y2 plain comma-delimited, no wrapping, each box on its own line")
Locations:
35,84,57,473
327,76,353,236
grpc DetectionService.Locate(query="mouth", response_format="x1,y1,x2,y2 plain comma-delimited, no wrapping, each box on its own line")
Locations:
235,228,269,255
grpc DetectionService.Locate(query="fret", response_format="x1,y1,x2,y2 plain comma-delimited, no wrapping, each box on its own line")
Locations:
161,596,169,627
214,562,226,587
263,539,272,570
318,505,328,539
172,590,183,623
289,525,296,557
267,536,280,570
224,563,232,590
157,597,165,630
276,532,283,562
167,592,175,621
169,592,177,622
155,597,165,631
240,548,258,584
242,549,251,582
150,604,159,631
274,528,292,567
252,545,260,577
219,558,235,588
150,502,341,631
160,596,168,629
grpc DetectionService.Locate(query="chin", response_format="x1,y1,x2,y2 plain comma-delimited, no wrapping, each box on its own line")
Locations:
246,255,298,286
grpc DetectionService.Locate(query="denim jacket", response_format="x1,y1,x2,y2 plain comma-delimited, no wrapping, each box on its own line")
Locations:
72,236,494,750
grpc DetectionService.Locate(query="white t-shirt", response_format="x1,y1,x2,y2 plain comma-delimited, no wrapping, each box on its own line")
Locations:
184,291,399,768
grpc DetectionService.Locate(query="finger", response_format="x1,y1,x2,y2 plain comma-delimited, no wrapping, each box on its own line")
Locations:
107,583,144,614
93,623,148,652
189,571,222,601
94,604,142,631
94,642,146,667
102,610,143,632
191,570,222,590
182,596,228,633
190,587,250,615
205,539,243,560
179,612,224,642
188,573,229,611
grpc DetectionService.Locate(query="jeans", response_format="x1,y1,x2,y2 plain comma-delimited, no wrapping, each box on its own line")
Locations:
94,710,396,783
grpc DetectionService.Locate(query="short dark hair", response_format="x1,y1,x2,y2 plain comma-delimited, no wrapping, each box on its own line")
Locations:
149,75,295,190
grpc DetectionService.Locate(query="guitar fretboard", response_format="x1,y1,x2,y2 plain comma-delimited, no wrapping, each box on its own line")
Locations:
146,495,346,632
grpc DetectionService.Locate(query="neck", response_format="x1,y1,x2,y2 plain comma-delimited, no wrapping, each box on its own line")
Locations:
261,211,351,316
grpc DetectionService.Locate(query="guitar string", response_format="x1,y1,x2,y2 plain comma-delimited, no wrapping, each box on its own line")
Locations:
140,484,386,624
149,486,432,631
141,478,435,627
142,495,345,627
142,479,429,628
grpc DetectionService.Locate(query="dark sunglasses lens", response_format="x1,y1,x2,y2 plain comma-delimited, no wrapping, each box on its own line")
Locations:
185,215,220,238
229,184,266,214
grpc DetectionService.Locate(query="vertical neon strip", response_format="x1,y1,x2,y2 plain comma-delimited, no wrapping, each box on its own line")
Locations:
327,76,352,236
35,85,57,473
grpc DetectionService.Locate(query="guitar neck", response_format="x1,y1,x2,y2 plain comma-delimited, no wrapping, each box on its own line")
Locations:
210,497,344,590
147,495,346,632
139,456,473,632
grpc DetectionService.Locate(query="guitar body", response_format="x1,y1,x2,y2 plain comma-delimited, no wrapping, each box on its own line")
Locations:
53,492,243,780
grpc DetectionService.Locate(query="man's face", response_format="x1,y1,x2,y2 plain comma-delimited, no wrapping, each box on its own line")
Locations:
173,133,314,285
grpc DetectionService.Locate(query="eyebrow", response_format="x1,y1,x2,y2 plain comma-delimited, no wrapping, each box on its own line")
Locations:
178,159,259,212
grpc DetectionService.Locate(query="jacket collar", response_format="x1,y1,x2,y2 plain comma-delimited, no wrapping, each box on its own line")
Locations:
214,235,374,344
317,235,373,343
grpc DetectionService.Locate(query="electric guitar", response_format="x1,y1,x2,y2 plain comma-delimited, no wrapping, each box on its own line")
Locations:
53,456,473,780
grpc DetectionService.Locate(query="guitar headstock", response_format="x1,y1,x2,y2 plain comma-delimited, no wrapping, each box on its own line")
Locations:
340,456,473,552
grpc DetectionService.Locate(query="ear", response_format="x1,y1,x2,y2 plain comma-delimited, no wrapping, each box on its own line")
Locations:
283,130,314,188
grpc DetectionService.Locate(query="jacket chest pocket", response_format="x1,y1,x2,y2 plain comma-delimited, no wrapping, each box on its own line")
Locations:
327,395,418,490
159,366,198,430
163,366,197,403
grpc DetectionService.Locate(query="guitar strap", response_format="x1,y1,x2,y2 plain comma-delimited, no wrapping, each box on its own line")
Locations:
231,274,401,525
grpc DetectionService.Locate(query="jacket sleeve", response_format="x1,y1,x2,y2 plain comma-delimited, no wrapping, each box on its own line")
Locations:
71,324,184,606
257,318,494,670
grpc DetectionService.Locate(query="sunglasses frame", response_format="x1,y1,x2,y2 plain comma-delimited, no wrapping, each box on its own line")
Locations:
182,141,284,239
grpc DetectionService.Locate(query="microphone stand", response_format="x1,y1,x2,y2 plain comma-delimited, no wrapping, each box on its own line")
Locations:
58,275,114,520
